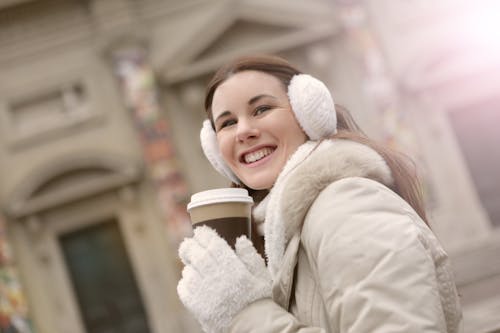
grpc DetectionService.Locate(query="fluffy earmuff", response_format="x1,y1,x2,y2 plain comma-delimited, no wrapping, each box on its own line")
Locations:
200,74,337,183
288,74,337,140
200,119,241,184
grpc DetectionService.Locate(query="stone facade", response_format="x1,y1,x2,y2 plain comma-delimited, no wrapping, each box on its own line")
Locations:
0,0,499,332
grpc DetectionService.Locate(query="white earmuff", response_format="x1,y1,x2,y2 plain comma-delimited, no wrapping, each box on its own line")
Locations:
200,74,337,184
287,74,337,140
200,119,241,184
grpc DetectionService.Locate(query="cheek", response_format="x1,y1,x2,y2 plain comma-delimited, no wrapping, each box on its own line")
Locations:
282,127,307,157
217,135,234,163
293,130,307,146
279,118,307,147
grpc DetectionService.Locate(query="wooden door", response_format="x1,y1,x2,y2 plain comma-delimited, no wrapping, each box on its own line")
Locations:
59,220,150,333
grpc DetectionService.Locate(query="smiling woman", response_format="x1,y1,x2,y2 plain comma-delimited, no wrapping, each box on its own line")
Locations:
177,55,463,333
211,70,307,190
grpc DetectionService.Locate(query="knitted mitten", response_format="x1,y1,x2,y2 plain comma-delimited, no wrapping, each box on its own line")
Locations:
177,226,272,333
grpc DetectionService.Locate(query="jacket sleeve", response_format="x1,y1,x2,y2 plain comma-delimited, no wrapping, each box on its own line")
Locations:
230,299,326,333
301,177,448,332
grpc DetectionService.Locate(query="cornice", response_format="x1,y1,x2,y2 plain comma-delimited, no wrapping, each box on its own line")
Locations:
0,0,34,10
0,0,208,66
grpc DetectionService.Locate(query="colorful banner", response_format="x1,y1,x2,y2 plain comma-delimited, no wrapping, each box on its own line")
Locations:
112,47,192,248
0,216,34,333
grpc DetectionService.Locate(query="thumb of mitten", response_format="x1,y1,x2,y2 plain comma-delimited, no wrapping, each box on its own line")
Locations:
235,236,270,282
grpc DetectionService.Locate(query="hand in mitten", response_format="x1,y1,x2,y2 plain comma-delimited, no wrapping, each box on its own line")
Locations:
177,226,272,333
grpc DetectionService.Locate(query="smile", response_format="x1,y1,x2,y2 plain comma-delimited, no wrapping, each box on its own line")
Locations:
243,147,275,164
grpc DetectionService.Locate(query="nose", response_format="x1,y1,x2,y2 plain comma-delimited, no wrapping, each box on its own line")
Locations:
236,118,259,142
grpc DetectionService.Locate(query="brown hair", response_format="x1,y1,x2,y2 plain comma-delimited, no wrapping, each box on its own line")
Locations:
204,55,428,225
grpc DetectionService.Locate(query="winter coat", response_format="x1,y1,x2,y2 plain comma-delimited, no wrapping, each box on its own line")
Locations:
230,139,463,333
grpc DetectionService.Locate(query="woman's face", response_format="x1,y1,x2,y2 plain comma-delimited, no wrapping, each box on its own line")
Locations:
211,70,307,190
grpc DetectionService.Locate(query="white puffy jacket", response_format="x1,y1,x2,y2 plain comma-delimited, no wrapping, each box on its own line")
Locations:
230,139,463,333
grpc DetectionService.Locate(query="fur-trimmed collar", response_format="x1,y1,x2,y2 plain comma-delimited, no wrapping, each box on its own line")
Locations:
255,139,394,277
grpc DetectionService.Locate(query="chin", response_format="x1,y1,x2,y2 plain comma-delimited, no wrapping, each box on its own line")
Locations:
238,168,280,190
242,178,274,191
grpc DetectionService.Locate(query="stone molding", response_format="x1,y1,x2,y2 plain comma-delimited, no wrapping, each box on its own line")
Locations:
0,69,105,150
4,152,143,218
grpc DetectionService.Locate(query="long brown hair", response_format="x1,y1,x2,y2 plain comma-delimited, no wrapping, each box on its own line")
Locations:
204,55,428,225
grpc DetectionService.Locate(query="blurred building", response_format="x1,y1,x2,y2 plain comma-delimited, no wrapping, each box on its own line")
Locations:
0,0,499,332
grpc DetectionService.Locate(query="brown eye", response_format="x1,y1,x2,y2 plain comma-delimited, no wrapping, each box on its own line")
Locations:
218,118,237,131
254,105,271,115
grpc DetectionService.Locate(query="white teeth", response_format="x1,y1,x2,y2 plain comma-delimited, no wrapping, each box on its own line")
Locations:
244,147,274,163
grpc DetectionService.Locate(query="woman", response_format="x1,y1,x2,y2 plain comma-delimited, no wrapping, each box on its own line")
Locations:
177,55,462,333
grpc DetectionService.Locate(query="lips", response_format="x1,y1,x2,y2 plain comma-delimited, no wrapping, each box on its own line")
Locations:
241,146,276,164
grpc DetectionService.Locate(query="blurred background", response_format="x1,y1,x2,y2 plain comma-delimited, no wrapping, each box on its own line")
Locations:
0,0,499,332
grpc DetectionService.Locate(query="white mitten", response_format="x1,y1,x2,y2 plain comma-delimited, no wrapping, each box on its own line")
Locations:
177,226,272,333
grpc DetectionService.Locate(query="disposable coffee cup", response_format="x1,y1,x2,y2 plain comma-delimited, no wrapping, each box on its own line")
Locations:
187,188,253,248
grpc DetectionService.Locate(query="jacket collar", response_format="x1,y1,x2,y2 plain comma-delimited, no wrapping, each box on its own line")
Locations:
258,139,394,278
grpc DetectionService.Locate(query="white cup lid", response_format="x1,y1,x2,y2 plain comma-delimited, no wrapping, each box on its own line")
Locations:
187,188,253,211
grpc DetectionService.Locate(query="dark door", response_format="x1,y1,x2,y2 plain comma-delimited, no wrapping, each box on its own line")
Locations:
59,220,151,333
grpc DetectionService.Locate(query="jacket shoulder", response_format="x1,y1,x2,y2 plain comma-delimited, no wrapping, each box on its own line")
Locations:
304,176,421,234
299,177,451,331
301,177,426,260
301,176,432,285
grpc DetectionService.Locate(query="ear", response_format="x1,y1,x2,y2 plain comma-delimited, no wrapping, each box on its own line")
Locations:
288,74,337,140
200,120,241,184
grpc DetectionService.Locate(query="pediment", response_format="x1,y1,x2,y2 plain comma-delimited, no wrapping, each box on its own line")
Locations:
4,153,143,218
159,0,338,83
192,19,300,63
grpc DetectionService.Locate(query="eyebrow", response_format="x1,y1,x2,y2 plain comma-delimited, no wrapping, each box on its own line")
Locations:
214,110,232,125
248,94,277,105
214,94,277,124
